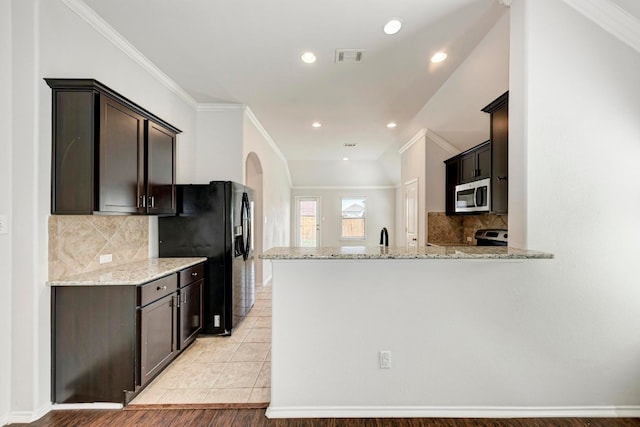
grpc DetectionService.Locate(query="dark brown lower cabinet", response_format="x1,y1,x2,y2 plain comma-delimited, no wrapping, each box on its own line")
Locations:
52,285,137,404
140,292,178,387
179,279,203,350
52,262,204,405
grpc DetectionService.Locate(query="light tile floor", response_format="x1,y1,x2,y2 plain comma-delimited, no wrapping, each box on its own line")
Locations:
130,282,272,406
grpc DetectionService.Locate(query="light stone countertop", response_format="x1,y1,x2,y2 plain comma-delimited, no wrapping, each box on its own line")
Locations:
260,245,553,260
48,257,207,286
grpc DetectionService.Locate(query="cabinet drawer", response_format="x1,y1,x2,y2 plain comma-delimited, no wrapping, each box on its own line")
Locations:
140,274,177,307
179,263,204,288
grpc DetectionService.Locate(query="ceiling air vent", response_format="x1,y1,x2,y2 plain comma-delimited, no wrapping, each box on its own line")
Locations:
335,49,365,64
344,143,357,147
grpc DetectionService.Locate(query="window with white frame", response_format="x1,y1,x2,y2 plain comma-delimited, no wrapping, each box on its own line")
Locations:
341,197,366,239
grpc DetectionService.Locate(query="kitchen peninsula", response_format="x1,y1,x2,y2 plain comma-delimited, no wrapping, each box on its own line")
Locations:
261,245,553,419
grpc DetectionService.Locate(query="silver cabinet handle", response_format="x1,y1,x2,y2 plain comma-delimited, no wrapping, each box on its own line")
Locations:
157,285,167,291
148,196,155,208
191,272,198,276
139,195,146,208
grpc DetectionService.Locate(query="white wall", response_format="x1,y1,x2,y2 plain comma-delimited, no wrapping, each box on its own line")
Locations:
425,132,460,214
11,0,43,418
290,188,395,247
243,112,292,282
289,159,396,188
194,108,244,184
517,1,640,405
400,134,426,246
0,0,13,423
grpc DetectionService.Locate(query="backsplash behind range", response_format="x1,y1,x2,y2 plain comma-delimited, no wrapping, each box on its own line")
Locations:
427,212,507,245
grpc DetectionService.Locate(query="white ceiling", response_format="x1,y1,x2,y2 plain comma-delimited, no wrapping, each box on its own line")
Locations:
82,0,506,162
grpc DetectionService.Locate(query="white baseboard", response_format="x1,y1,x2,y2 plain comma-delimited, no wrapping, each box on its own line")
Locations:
266,405,640,419
4,402,122,424
51,402,123,410
5,402,52,424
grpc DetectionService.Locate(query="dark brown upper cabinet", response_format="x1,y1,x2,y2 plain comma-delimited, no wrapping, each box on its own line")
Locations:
459,140,491,184
482,91,508,215
45,78,180,215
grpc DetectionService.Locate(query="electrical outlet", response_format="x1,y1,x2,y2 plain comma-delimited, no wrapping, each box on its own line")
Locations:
466,236,473,242
214,315,221,327
99,254,113,264
379,350,391,369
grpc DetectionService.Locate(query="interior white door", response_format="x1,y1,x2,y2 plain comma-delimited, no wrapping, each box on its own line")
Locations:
296,197,321,247
405,179,418,248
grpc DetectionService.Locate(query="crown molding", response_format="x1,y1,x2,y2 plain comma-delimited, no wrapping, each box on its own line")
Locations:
196,103,246,112
426,130,461,156
244,107,293,187
563,0,640,54
61,0,198,109
398,129,427,154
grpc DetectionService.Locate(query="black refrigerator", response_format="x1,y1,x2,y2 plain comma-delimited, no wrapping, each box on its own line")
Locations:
158,181,254,335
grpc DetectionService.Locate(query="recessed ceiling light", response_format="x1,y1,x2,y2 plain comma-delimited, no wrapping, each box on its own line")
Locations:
383,19,402,35
431,51,448,63
301,52,317,64
343,157,349,161
312,122,322,128
386,122,397,128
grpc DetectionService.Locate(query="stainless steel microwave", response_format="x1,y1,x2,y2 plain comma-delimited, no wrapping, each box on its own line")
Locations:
455,178,490,213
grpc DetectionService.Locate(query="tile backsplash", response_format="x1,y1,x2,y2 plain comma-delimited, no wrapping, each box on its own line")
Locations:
49,215,150,280
427,212,508,245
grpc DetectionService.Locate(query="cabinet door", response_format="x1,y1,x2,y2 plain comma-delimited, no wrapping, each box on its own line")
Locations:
146,121,176,215
444,159,459,215
179,279,203,350
140,293,177,386
51,90,96,214
459,152,476,184
475,143,492,180
491,102,508,214
99,96,145,213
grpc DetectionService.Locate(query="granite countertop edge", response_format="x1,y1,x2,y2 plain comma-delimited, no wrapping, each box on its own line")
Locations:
259,246,553,260
48,257,208,286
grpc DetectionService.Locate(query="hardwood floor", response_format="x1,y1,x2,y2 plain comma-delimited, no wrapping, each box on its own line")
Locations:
6,409,640,427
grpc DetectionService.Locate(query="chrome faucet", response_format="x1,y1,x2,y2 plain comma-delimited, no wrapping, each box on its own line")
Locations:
379,227,389,247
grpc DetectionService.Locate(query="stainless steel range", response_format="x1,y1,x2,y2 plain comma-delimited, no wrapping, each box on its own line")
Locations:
474,229,508,246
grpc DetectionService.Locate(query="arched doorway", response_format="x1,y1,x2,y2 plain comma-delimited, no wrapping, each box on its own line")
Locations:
246,152,264,285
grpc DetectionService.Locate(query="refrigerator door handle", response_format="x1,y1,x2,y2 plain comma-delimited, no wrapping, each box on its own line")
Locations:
241,192,250,261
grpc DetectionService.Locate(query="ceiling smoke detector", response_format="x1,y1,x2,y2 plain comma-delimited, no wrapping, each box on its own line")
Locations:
335,49,365,64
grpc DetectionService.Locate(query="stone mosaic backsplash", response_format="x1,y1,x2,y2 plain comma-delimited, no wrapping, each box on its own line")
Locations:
427,212,508,245
48,215,149,280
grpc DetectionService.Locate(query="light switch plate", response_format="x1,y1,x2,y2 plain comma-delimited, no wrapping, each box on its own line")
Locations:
0,215,8,235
